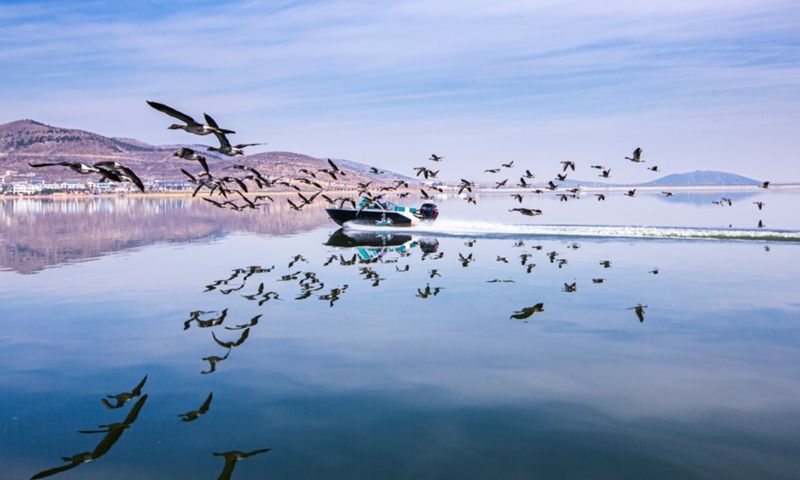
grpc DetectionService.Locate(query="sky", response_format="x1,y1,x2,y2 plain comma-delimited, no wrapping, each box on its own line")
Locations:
1,0,799,182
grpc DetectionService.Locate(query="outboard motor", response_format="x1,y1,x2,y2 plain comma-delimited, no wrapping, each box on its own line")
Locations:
418,203,439,221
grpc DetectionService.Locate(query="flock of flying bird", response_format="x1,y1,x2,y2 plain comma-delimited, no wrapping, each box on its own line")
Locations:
26,100,772,231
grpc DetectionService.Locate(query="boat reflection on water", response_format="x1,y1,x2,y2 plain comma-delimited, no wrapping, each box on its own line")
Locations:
325,228,439,262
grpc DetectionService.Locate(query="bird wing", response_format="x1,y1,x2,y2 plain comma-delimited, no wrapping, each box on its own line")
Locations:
147,101,195,124
199,392,214,413
213,130,232,149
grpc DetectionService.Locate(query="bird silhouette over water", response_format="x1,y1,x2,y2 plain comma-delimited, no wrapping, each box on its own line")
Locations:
509,208,543,217
178,392,213,422
213,449,271,480
101,375,147,409
753,201,765,210
625,147,644,163
629,304,647,322
510,303,544,320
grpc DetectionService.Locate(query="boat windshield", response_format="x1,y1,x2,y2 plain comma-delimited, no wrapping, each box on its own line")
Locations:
357,198,399,211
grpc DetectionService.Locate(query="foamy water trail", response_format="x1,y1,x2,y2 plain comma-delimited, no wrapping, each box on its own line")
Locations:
344,219,800,242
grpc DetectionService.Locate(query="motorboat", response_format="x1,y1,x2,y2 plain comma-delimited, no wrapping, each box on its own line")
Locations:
326,197,438,227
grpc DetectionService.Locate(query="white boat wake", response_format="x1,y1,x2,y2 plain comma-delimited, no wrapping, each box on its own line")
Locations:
344,219,800,242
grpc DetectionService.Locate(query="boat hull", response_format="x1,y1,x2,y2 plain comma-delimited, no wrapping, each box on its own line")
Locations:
326,208,415,227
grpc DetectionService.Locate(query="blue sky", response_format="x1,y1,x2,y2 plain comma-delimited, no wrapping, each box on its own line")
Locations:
1,0,799,181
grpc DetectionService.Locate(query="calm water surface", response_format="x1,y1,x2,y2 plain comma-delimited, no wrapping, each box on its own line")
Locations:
1,191,799,479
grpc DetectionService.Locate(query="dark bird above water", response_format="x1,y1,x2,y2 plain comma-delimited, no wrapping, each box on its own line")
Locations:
629,304,647,322
648,165,659,172
594,193,606,201
509,208,542,216
599,169,611,178
563,282,577,293
625,189,637,197
429,154,444,162
147,101,234,136
560,161,576,172
625,147,644,163
754,201,765,210
510,303,544,320
178,392,213,422
662,191,673,197
760,181,770,189
501,161,514,168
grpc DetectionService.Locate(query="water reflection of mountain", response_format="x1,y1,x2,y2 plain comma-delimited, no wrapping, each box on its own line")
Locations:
0,197,330,274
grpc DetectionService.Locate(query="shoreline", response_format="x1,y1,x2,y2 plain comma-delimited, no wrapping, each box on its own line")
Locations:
1,183,799,201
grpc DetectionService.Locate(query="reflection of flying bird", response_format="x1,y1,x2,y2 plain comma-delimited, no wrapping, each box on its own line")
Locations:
201,348,230,375
102,375,147,409
213,449,271,480
212,328,250,349
32,395,149,479
178,392,213,422
224,314,262,330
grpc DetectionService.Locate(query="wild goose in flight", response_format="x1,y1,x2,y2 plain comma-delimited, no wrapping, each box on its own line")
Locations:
509,208,542,216
484,168,500,173
753,201,765,210
560,161,576,172
648,165,659,172
662,191,673,197
562,282,577,293
556,173,568,181
510,193,524,203
501,160,515,168
624,189,636,197
429,154,444,162
599,169,611,178
510,303,544,320
760,181,770,189
625,147,644,162
629,304,647,322
594,193,606,201
207,122,265,156
147,101,235,136
174,147,209,173
178,392,213,422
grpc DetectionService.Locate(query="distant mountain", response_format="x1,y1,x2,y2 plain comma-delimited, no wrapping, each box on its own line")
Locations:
548,170,762,188
642,170,761,186
0,119,410,187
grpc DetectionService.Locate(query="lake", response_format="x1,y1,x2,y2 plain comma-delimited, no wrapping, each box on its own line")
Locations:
1,189,799,479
